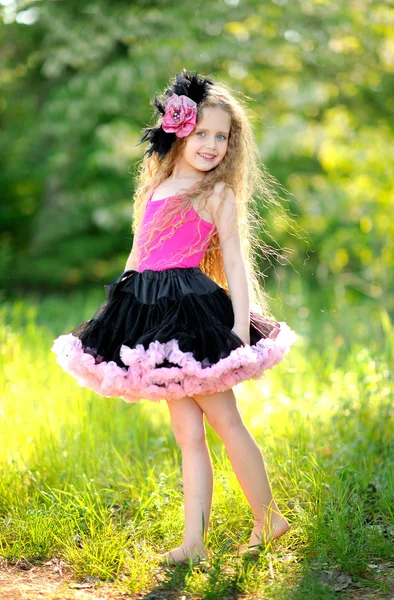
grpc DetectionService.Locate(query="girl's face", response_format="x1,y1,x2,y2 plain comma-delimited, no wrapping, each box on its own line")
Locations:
182,106,231,172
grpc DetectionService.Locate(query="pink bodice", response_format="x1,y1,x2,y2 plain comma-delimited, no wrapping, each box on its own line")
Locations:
135,191,217,272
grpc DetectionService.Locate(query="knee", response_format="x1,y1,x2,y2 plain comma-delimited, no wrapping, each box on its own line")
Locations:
207,412,244,440
173,423,207,450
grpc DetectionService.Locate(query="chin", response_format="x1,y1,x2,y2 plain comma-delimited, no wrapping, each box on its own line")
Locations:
195,160,220,171
192,163,212,172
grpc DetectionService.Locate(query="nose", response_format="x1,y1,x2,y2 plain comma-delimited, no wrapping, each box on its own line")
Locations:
204,136,217,150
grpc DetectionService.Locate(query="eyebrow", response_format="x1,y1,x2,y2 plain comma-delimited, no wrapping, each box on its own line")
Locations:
195,127,230,135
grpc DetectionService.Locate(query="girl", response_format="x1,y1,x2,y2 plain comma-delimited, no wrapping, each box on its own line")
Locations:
52,69,298,566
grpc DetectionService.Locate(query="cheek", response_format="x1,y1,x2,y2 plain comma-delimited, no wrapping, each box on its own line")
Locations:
185,138,200,153
220,142,229,157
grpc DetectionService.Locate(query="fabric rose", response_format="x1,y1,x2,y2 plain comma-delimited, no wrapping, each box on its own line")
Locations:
162,93,198,138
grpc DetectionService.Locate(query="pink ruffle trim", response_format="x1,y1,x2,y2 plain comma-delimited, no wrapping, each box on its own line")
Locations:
51,323,298,403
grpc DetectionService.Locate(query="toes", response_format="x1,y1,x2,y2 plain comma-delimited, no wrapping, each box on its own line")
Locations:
157,547,207,566
237,544,262,557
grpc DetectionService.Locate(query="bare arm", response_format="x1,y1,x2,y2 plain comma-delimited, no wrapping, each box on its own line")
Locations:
211,185,250,330
225,262,250,330
124,250,137,271
124,214,143,271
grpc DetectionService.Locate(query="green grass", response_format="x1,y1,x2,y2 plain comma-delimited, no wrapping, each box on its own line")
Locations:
0,292,393,599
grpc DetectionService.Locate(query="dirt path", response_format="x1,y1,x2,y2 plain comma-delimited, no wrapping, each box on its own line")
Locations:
1,557,393,600
0,558,178,600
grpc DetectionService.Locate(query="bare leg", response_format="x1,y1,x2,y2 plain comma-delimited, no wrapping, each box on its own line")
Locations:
159,395,213,564
193,389,290,548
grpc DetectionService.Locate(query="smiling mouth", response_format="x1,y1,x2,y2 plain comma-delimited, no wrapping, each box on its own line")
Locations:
198,153,216,160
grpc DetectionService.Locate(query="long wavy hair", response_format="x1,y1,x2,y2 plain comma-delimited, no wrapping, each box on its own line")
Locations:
131,76,293,318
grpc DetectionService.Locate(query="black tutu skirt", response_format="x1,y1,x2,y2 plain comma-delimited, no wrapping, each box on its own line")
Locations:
52,267,297,402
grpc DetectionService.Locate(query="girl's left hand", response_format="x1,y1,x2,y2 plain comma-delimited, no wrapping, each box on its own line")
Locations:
231,326,250,346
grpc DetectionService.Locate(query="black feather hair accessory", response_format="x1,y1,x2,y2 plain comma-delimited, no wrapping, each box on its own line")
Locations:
138,69,214,160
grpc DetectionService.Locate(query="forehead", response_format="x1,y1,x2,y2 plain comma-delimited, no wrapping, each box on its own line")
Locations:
197,106,231,131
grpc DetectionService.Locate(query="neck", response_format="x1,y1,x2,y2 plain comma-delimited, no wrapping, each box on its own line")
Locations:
171,158,205,181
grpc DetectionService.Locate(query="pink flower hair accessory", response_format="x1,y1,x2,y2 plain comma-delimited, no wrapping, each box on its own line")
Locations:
162,93,198,138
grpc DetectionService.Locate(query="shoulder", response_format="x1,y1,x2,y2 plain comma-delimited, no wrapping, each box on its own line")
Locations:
209,182,239,240
208,182,236,216
208,183,242,268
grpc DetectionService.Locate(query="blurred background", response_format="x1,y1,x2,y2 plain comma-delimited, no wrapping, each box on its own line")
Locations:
1,0,392,347
0,4,393,590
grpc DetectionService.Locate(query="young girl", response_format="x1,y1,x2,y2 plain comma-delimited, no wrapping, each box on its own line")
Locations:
52,69,298,566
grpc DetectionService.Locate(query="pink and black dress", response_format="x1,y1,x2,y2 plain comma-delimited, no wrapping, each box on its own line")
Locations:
52,190,298,402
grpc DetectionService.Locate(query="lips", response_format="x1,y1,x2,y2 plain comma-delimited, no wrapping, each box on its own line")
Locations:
198,153,216,160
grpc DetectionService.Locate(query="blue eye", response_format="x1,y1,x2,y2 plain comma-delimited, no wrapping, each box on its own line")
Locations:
196,132,226,140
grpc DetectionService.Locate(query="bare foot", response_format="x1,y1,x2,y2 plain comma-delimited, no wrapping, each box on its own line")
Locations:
158,543,208,566
248,514,290,546
237,514,290,556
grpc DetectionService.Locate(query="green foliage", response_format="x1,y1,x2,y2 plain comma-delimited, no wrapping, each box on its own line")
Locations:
0,0,392,313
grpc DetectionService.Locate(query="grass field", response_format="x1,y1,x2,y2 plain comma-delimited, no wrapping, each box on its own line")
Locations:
0,287,393,599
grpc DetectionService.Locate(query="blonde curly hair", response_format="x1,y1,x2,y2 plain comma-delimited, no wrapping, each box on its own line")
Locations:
130,77,291,319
